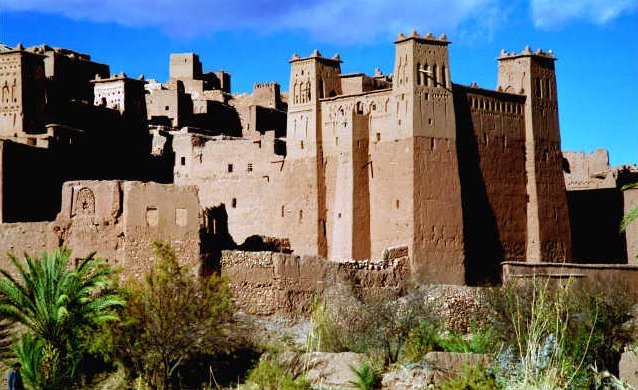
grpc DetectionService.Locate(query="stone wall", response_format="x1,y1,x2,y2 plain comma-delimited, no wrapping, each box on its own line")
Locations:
221,248,411,317
502,261,638,301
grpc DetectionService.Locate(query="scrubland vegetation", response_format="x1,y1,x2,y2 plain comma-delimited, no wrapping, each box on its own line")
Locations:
0,243,636,389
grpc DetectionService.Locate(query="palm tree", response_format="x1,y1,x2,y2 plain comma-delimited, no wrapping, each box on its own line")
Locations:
0,249,124,388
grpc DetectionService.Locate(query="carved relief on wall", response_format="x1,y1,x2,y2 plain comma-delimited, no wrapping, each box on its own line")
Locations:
74,187,96,216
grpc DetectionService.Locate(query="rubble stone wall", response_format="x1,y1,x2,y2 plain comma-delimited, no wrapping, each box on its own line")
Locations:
221,248,411,317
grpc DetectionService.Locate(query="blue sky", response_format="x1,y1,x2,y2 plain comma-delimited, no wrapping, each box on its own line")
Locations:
1,0,636,165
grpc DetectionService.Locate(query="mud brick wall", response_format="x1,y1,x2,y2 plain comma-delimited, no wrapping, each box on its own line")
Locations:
221,249,411,317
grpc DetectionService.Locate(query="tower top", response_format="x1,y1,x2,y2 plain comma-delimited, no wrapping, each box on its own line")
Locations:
289,49,343,64
498,46,556,61
395,30,450,45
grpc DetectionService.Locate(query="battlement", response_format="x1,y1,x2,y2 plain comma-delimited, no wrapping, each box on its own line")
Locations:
28,45,93,61
498,45,556,61
289,50,342,64
395,30,450,45
253,82,280,91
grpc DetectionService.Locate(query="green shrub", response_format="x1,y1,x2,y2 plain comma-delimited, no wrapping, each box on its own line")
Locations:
403,319,498,362
437,322,499,354
244,356,310,390
441,365,498,390
348,361,382,390
402,320,440,361
492,278,591,389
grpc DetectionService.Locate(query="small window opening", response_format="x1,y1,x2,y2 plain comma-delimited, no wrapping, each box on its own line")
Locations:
180,157,186,166
247,163,253,172
396,200,400,209
165,106,169,111
376,133,381,142
299,210,303,221
231,198,237,208
228,164,233,173
300,140,304,150
281,205,285,217
338,213,341,219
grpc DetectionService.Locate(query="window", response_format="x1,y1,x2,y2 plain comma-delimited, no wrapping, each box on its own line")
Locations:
231,198,237,208
228,164,233,173
299,210,303,221
247,163,253,172
376,133,381,142
146,207,159,227
300,140,304,150
180,157,186,166
396,200,400,209
441,65,447,88
175,208,187,227
281,205,285,217
165,105,169,111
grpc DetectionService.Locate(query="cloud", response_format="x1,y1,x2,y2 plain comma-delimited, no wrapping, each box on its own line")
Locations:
5,0,636,42
530,0,638,28
3,0,502,42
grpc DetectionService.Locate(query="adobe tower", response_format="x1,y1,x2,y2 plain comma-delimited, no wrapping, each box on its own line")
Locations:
497,47,572,262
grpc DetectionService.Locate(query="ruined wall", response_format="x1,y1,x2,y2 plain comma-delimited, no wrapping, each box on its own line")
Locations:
563,150,617,190
454,86,528,283
173,131,285,247
221,248,410,317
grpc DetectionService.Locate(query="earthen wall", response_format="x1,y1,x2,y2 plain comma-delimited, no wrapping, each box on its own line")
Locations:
220,249,410,317
454,86,528,282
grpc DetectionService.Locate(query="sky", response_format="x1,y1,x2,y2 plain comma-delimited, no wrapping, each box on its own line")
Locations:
1,0,636,165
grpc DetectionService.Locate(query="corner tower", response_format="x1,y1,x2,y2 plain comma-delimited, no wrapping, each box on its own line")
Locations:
392,31,465,283
497,47,571,262
282,51,341,256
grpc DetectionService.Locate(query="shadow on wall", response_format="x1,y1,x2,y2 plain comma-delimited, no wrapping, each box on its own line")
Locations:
568,189,627,264
454,95,504,286
199,204,237,275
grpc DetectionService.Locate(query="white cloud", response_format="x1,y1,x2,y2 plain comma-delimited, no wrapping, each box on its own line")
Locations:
6,0,635,42
3,0,502,42
530,0,638,28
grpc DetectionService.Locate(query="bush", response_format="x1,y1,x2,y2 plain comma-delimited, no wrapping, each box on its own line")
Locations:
402,320,440,361
403,319,498,362
309,281,436,364
348,361,382,390
491,278,592,389
117,240,238,389
441,364,498,390
242,355,310,390
486,278,637,384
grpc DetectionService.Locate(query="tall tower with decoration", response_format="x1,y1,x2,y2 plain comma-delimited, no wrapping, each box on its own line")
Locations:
497,46,571,262
391,31,465,283
283,50,341,256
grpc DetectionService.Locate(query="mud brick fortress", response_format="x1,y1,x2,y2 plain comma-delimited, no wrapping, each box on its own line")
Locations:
0,32,637,297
